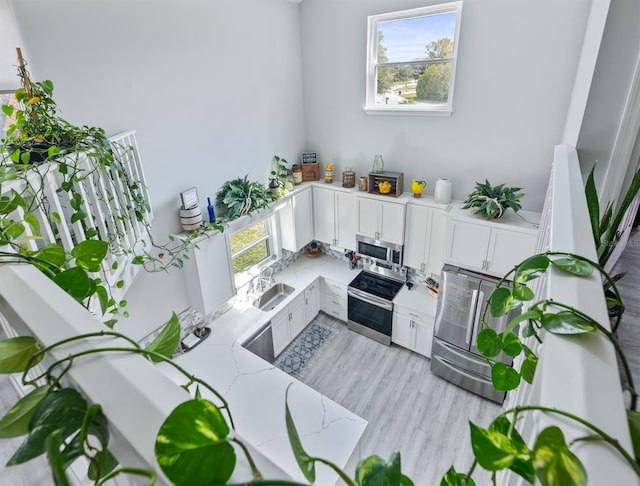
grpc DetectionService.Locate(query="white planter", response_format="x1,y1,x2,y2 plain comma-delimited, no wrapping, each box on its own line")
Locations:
180,205,203,231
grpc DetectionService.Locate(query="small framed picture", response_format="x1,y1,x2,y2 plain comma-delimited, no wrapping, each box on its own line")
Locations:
180,187,199,209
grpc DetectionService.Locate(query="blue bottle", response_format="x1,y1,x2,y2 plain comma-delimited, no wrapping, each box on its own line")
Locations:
207,197,216,223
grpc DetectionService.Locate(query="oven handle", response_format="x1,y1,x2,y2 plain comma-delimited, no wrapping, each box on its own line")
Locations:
347,288,393,311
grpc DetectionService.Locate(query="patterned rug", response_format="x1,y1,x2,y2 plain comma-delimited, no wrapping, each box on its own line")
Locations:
274,319,338,379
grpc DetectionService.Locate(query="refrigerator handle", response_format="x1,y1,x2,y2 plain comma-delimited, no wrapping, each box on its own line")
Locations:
465,289,479,345
472,290,485,347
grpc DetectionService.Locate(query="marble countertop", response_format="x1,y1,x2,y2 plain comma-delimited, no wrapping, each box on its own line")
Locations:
157,255,367,485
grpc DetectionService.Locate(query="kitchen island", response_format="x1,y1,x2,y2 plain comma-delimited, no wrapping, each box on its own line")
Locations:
157,254,369,485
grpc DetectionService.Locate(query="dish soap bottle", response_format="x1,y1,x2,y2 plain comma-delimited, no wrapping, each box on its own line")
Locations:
207,197,216,223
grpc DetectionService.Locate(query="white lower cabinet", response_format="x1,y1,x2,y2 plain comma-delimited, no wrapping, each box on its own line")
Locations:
321,278,348,322
272,293,306,357
392,305,434,358
304,279,321,325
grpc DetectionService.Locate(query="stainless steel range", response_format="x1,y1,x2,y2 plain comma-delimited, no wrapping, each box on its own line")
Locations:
347,237,406,345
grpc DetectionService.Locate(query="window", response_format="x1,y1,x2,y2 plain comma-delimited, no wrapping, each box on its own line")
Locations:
1,91,19,142
229,219,273,275
365,2,463,114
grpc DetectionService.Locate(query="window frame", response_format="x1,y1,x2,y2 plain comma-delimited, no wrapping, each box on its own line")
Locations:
364,2,463,116
227,215,278,288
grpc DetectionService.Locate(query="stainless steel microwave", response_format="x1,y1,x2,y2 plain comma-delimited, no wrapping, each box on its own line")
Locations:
356,234,403,268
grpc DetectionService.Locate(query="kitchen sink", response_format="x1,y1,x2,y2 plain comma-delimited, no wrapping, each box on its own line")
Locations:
252,283,295,311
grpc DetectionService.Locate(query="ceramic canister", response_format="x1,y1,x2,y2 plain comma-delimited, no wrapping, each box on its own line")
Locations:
434,177,453,204
180,205,203,231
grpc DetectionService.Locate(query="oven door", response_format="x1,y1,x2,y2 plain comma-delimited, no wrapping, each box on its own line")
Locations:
347,287,393,346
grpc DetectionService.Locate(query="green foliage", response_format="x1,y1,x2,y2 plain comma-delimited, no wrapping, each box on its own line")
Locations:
216,175,273,220
155,399,236,486
0,336,41,373
269,154,293,198
462,180,524,220
532,427,586,486
0,385,52,438
143,313,181,362
416,63,451,102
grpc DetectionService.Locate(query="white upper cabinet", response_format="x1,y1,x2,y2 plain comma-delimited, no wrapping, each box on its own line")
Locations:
403,203,448,275
356,196,405,244
444,217,537,276
280,187,314,252
180,231,237,316
313,186,356,250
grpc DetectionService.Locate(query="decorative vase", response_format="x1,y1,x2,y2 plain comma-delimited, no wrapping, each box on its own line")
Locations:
411,180,426,198
269,178,281,197
324,164,334,183
434,177,453,204
358,176,368,192
342,168,355,188
372,154,384,173
180,205,203,231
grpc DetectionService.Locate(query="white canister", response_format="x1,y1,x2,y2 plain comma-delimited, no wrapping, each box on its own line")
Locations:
180,205,203,231
434,177,453,204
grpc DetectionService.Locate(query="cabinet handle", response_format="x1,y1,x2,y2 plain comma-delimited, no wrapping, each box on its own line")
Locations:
420,263,425,272
305,298,308,305
409,313,419,319
486,260,491,270
289,313,292,321
332,300,340,305
410,320,414,328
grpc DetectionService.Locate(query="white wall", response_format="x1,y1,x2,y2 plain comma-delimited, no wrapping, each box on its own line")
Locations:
299,0,591,211
576,0,640,204
8,0,306,337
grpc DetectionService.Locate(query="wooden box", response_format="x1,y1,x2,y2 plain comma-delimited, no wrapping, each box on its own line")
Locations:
301,152,320,181
368,171,404,197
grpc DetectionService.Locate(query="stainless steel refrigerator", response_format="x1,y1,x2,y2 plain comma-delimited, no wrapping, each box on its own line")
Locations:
430,264,519,403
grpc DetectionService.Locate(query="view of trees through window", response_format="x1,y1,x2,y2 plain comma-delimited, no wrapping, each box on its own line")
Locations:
374,9,458,107
229,220,271,274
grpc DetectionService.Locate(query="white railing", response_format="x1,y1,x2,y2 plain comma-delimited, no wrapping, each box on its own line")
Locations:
0,130,151,308
502,144,638,485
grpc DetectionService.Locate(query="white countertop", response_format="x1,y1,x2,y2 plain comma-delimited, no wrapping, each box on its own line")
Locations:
157,255,367,485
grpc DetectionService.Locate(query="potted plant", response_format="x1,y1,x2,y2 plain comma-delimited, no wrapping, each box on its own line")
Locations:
462,179,524,220
216,175,273,220
269,155,292,198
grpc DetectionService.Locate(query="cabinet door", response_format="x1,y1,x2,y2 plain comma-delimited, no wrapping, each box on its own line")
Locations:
272,309,291,357
379,201,406,244
335,191,356,250
487,228,536,276
391,313,414,349
305,279,321,325
182,231,237,316
403,204,430,271
281,188,314,252
313,187,336,245
413,318,434,358
445,219,492,271
357,198,380,238
289,295,307,340
426,211,448,275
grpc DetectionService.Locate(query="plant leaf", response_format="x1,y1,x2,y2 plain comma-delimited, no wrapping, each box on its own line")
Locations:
33,244,66,267
9,388,88,465
489,416,535,483
512,283,534,302
144,313,181,363
541,311,596,335
585,165,601,245
70,240,108,272
627,410,640,464
285,389,316,483
520,353,538,384
87,448,118,481
490,287,514,317
515,254,550,283
476,328,502,358
46,429,71,486
501,332,522,357
155,399,235,486
550,257,592,277
491,362,521,391
533,426,586,486
0,336,42,373
54,267,96,301
0,385,52,438
355,455,387,485
439,466,476,486
469,421,524,471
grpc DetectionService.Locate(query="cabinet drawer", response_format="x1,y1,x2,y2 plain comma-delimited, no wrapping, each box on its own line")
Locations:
323,279,347,297
324,302,347,322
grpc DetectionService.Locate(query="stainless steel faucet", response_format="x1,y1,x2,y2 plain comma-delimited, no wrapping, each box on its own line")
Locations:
258,266,274,292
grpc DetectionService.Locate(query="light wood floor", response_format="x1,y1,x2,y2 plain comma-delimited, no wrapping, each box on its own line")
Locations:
300,313,500,485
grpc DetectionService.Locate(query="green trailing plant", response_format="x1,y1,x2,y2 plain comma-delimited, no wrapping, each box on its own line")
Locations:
0,301,415,485
462,180,524,220
216,175,273,220
442,251,640,485
0,53,222,319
